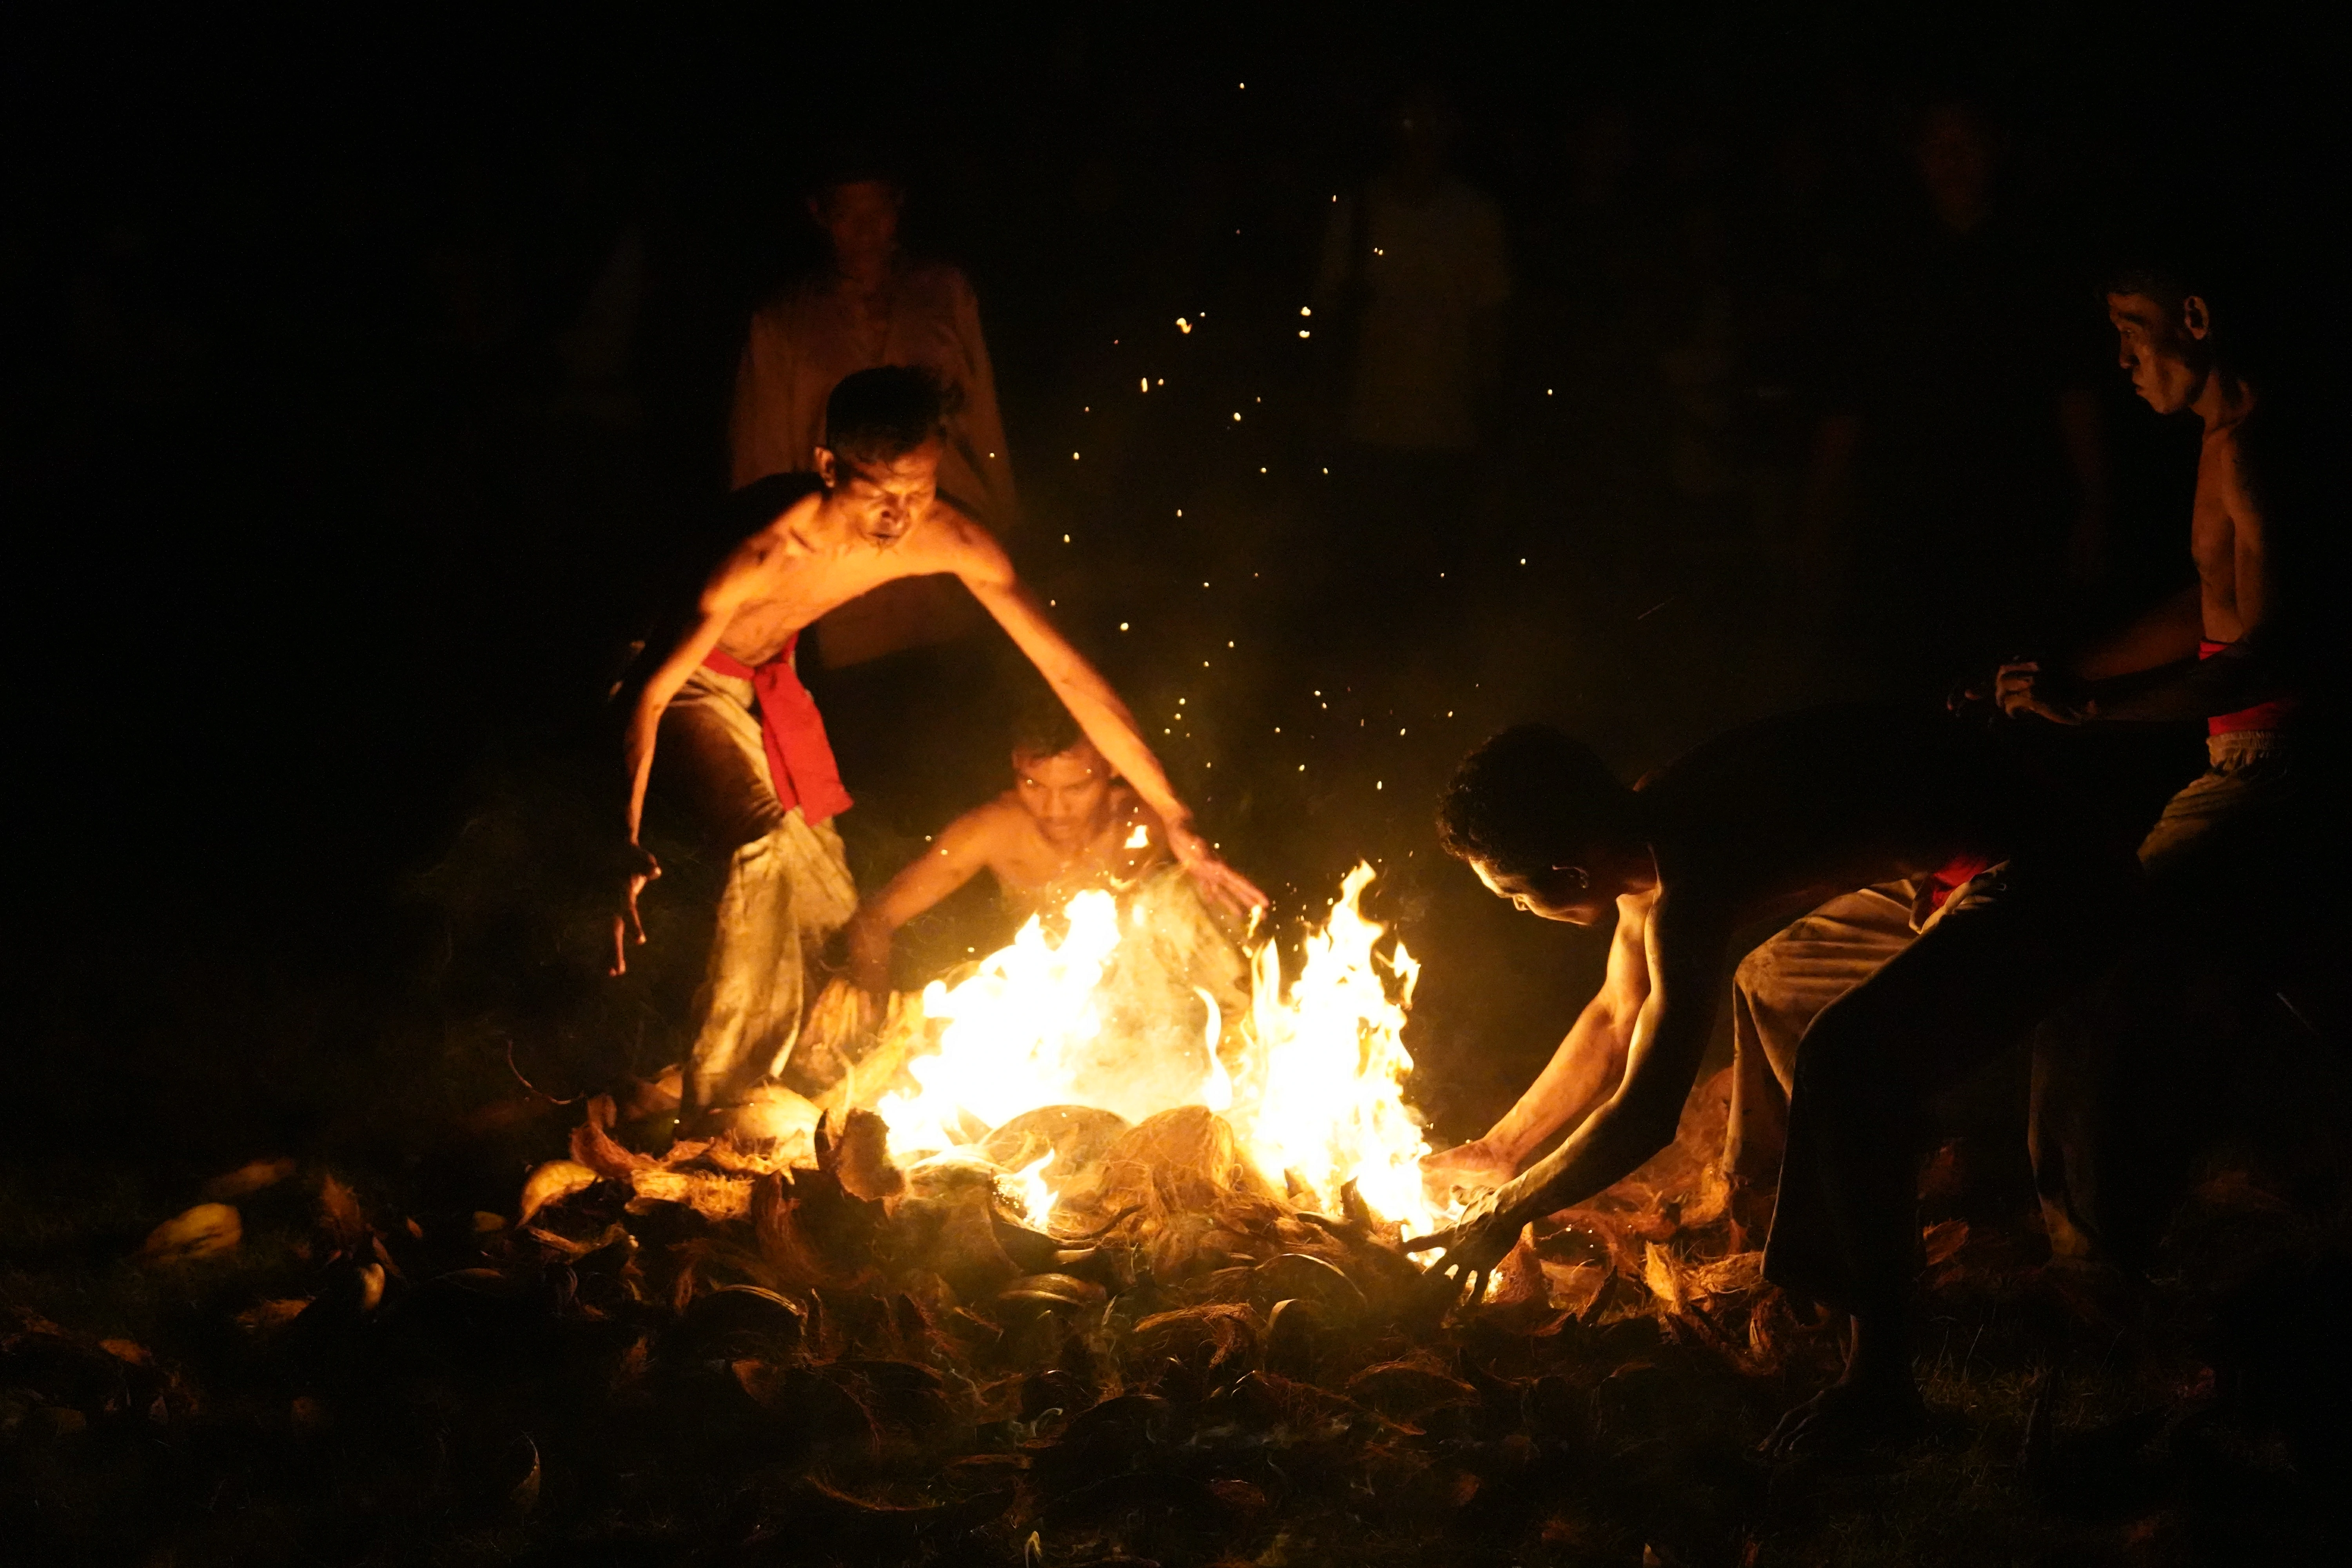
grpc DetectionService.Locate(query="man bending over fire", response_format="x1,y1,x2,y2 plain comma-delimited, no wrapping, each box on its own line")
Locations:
1410,708,2136,1449
611,366,1264,1131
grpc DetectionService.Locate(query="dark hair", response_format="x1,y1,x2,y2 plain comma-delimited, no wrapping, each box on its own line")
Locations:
1436,725,1637,877
1009,691,1087,763
822,366,944,470
2101,244,2275,378
806,142,904,202
2102,255,2202,316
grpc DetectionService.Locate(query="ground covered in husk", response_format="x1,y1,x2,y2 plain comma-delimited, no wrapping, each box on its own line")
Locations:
8,1054,2349,1568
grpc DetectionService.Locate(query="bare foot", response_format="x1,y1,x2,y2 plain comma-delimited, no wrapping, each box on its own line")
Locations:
1764,1377,1926,1459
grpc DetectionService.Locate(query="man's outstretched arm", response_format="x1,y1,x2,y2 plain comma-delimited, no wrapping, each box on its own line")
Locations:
942,526,1267,913
606,548,768,973
1415,893,1727,1293
844,808,999,992
1421,896,1651,1201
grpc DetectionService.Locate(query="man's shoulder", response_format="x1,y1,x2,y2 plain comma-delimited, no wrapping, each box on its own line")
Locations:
943,794,1028,852
722,474,826,540
903,497,1004,570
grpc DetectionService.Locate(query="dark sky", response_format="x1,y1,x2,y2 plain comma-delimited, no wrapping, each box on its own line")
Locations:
2,4,2343,1147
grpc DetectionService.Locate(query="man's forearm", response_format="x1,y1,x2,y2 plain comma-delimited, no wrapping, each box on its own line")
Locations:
1485,1008,1624,1164
619,701,661,841
2073,584,2202,682
2090,641,2290,723
1495,1094,1673,1224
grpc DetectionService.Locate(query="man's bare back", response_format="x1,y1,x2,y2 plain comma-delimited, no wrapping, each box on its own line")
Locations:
1419,705,2076,1251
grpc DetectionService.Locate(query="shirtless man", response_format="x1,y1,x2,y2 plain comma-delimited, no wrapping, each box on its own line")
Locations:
1997,261,2325,1266
612,367,1264,1124
844,702,1167,993
1408,709,2135,1448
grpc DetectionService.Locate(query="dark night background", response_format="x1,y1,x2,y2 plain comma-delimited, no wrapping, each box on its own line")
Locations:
5,3,2352,1563
4,2,2346,1144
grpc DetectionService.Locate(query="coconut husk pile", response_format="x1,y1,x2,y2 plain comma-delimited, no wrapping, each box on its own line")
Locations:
442,1060,1844,1561
8,1065,1864,1566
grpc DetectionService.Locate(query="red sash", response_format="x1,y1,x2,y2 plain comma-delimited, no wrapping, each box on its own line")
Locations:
2198,639,2298,736
1927,851,1993,911
702,637,853,824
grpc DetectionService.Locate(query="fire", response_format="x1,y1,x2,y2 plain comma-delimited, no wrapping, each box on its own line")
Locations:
869,864,1459,1237
1223,864,1439,1232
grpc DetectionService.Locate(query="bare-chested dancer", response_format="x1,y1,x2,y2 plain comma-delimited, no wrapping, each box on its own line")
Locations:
1409,709,2135,1450
1997,261,2326,1266
612,367,1264,1126
844,702,1169,993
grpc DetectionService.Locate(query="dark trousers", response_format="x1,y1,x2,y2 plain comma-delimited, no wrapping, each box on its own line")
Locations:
1761,852,2139,1318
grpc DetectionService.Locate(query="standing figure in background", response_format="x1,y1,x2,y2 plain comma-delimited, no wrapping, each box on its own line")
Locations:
1805,98,2109,687
731,159,1017,667
1314,83,1512,586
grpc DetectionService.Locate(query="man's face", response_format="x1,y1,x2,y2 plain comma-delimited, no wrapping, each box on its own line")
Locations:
1013,744,1113,851
817,437,941,546
1472,857,1612,926
2107,291,2210,415
810,180,900,274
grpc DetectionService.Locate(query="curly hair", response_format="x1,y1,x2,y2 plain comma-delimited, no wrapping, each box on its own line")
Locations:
1436,725,1638,878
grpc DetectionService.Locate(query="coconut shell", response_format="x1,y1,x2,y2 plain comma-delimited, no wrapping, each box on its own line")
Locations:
137,1203,241,1266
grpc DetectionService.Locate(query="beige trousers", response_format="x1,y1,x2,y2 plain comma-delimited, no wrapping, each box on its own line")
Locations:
1726,878,1938,1191
659,663,858,1116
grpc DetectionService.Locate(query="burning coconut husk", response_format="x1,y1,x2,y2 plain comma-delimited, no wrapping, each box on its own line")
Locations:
522,866,1802,1377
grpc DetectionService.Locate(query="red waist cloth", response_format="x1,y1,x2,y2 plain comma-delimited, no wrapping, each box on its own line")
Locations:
1927,852,1993,911
702,638,853,824
2198,639,2299,736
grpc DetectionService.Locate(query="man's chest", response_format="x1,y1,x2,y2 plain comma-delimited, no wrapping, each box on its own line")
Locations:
2189,470,2239,598
720,552,922,660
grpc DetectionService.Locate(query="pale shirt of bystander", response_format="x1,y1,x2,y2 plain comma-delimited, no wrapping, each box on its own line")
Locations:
730,261,1017,664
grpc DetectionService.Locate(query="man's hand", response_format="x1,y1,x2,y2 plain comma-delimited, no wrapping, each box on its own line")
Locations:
1994,661,2095,726
1161,817,1269,916
1404,1188,1528,1312
1419,1137,1517,1206
611,842,661,976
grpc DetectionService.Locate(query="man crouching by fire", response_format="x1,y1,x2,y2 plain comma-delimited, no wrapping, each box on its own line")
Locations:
839,690,1252,1042
1409,707,2137,1452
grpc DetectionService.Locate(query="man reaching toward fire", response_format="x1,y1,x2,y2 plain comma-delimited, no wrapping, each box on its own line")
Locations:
844,696,1218,988
837,694,1252,1078
610,366,1265,1131
1410,709,2136,1450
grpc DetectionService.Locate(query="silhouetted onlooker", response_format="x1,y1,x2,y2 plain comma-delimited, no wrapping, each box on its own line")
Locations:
1313,85,1511,590
1805,98,2109,686
730,158,1017,666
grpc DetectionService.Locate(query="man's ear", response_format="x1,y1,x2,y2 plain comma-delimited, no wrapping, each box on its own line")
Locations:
814,446,838,488
2180,294,2213,341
